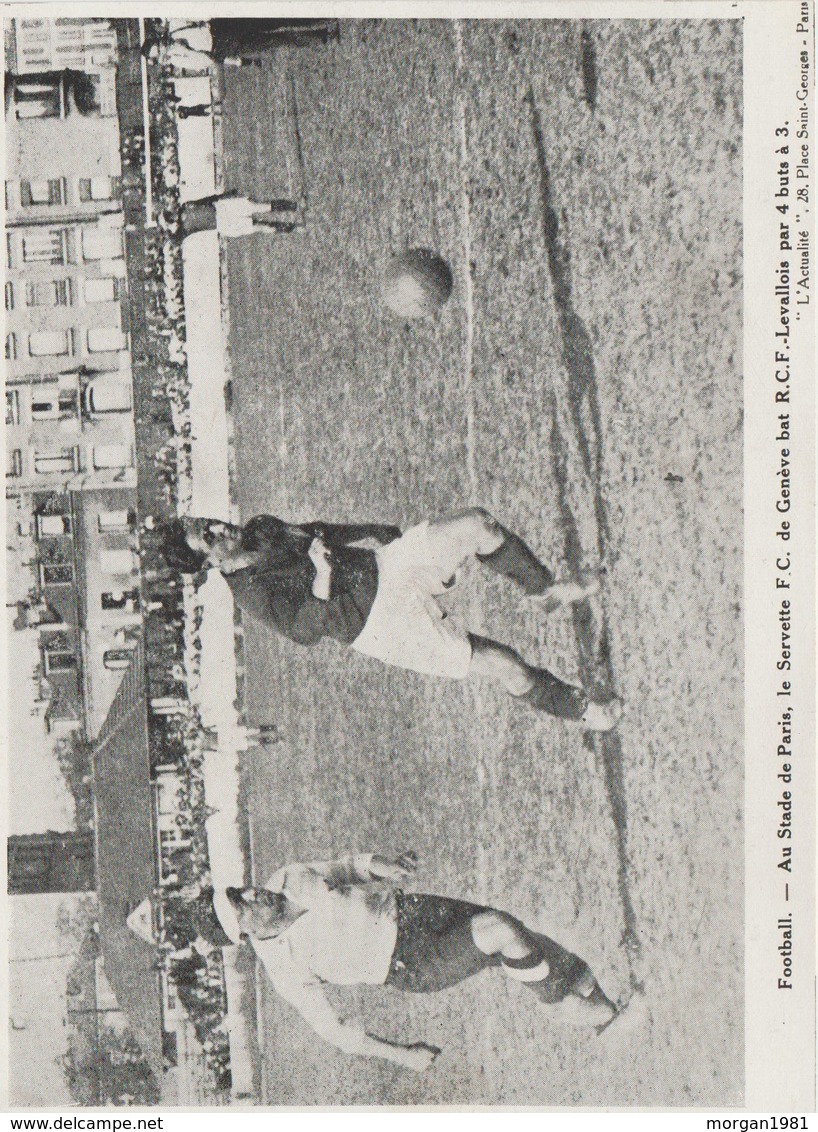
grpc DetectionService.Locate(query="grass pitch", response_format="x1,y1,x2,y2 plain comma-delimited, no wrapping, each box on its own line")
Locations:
221,18,742,1106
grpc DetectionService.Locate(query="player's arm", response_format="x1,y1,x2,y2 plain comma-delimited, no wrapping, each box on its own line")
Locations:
273,975,438,1070
313,522,403,547
301,853,418,889
367,851,419,882
307,537,332,600
303,521,401,600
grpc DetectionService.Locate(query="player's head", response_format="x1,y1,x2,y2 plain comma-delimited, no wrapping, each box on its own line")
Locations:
158,517,242,574
218,886,298,942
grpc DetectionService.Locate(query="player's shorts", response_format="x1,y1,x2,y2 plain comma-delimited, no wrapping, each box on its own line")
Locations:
385,892,500,993
214,196,266,237
351,520,473,679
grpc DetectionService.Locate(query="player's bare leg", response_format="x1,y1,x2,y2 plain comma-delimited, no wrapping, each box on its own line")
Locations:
471,909,543,964
467,635,537,696
427,508,598,607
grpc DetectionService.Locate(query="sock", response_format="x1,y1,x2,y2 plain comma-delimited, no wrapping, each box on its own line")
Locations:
476,527,554,595
519,935,592,1004
502,950,551,983
519,667,588,721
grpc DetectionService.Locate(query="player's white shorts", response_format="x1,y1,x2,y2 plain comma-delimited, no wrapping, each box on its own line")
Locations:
351,521,473,679
214,196,267,237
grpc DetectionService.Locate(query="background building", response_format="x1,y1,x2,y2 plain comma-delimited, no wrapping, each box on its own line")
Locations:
5,15,133,502
6,16,118,75
5,14,141,743
5,17,160,1106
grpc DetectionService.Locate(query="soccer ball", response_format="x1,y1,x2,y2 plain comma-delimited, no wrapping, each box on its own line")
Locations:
381,248,453,319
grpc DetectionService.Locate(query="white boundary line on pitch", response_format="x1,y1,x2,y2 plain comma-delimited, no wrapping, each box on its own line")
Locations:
454,19,477,502
248,810,269,1104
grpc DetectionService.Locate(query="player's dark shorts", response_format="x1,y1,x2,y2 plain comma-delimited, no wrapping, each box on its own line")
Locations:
385,892,501,993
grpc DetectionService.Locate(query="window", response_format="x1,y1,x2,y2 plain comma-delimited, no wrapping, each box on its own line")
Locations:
81,226,123,262
7,233,14,269
58,389,78,417
92,444,132,470
100,549,135,575
5,181,13,210
6,334,17,360
37,514,72,537
43,649,77,673
6,450,23,479
22,229,68,265
78,177,120,202
82,277,122,304
6,390,21,425
103,648,133,671
20,178,67,207
40,562,74,585
5,282,14,310
98,509,132,532
85,378,131,414
163,981,179,1013
159,827,187,849
13,75,65,120
31,394,58,420
102,589,139,613
30,388,77,422
87,327,127,353
26,279,71,307
34,448,79,476
41,627,74,657
28,330,74,358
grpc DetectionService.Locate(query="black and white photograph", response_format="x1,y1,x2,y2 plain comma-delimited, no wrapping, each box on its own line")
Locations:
2,4,815,1115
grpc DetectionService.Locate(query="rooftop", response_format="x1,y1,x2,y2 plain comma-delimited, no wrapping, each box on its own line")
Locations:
92,641,163,1082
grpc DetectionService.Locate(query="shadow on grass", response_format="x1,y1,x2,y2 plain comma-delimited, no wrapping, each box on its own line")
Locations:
528,89,642,979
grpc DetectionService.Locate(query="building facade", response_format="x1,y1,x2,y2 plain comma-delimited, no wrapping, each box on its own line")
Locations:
5,16,134,501
73,486,142,735
6,16,118,75
7,485,142,737
5,25,155,1102
5,218,134,496
5,16,142,738
4,17,222,1102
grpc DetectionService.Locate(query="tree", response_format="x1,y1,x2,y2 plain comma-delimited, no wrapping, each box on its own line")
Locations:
55,730,95,831
55,896,97,948
64,1022,160,1107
